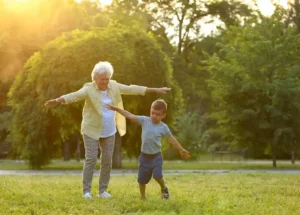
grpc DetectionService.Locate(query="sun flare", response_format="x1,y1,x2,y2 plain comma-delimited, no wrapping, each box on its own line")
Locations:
75,0,113,6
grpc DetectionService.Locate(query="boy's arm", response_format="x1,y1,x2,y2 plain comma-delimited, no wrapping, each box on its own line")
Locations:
106,104,138,123
167,135,190,159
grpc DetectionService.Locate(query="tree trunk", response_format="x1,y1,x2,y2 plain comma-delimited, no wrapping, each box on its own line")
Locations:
271,144,277,168
291,141,295,164
76,135,81,162
112,132,122,169
291,150,295,164
63,140,71,161
272,153,277,167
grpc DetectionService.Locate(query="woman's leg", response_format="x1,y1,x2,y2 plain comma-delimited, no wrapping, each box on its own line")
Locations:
99,134,115,194
82,134,99,195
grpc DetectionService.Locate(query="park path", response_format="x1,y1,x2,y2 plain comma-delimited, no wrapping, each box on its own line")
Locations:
1,169,300,176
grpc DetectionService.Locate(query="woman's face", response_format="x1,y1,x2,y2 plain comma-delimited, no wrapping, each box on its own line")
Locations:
95,73,110,90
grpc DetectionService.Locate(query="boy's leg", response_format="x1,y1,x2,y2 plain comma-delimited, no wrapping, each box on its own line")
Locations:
154,177,169,199
154,177,166,190
82,134,99,195
138,154,152,199
152,153,169,199
98,135,115,194
152,153,163,185
139,184,146,199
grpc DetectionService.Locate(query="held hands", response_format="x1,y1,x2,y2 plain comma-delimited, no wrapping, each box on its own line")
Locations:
156,87,171,94
179,149,191,160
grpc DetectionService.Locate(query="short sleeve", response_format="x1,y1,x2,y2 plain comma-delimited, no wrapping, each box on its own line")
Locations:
137,116,147,125
163,124,172,136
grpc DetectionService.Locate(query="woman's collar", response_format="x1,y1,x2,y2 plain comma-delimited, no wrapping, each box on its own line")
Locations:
93,81,111,90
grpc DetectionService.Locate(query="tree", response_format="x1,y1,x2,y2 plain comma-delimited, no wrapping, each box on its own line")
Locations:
0,0,90,80
0,0,103,160
8,24,183,169
0,111,11,158
283,0,300,32
139,0,253,55
206,10,300,167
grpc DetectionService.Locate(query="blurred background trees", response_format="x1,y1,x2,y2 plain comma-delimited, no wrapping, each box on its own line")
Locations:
1,0,300,168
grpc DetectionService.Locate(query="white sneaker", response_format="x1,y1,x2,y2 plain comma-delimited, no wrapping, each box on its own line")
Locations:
98,191,112,198
83,192,93,199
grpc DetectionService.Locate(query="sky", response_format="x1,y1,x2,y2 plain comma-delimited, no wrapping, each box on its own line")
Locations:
4,0,291,36
74,0,290,16
201,0,290,35
4,0,290,14
5,0,289,17
74,0,290,36
249,0,289,16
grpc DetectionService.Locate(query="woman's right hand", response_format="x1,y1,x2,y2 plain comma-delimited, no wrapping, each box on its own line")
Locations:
44,99,58,108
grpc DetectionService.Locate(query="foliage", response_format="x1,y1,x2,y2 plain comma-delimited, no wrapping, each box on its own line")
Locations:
206,9,300,165
173,112,203,159
0,111,11,158
0,111,11,140
0,0,93,81
8,24,183,168
139,0,253,54
285,0,300,32
0,0,104,159
104,0,255,113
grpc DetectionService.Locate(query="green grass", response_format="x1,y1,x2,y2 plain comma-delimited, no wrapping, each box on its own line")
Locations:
2,159,300,170
1,174,300,214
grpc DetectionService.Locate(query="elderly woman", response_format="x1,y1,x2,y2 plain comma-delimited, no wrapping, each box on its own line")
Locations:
44,61,170,199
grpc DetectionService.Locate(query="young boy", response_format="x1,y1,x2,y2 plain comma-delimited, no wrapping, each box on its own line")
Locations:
107,99,190,199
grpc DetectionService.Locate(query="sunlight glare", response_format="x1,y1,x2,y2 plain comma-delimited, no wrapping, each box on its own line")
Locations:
244,0,289,16
75,0,113,6
100,0,113,5
4,0,29,2
257,0,275,16
4,0,30,5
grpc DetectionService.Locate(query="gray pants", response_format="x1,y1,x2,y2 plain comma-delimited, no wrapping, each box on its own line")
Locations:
82,134,115,194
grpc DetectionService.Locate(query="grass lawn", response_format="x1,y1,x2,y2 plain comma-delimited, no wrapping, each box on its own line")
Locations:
0,173,300,214
2,159,300,170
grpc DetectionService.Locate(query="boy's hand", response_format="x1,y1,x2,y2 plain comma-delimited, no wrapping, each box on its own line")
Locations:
106,104,118,111
179,149,190,159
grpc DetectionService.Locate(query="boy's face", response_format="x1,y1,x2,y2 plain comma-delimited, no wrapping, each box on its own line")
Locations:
150,107,166,124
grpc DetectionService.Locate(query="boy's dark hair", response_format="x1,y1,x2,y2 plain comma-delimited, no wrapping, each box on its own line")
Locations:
151,99,167,113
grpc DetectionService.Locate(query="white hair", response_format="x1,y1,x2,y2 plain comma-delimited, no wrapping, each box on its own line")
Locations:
91,61,114,81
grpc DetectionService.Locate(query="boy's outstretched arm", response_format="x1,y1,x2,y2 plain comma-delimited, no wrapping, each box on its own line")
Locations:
167,136,191,159
106,104,138,123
